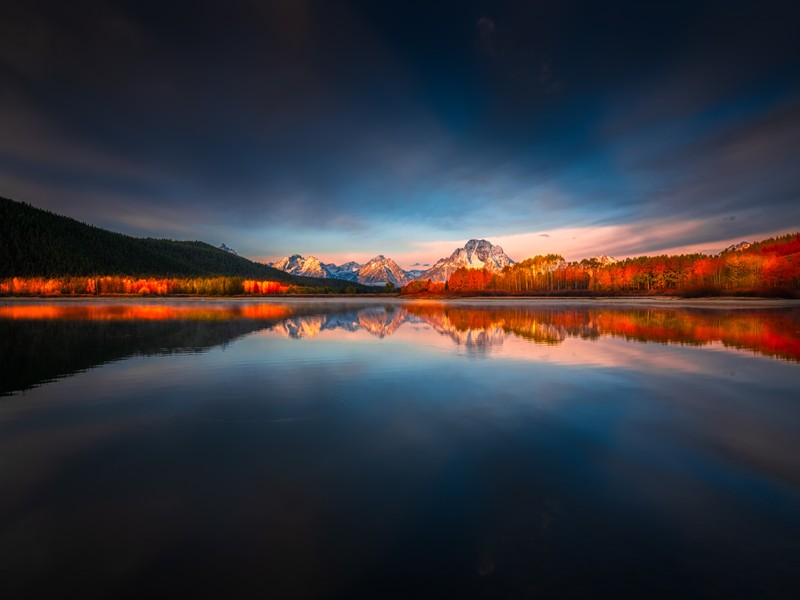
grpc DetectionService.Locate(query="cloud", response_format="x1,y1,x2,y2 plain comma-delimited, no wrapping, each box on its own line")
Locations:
0,93,163,181
605,95,800,241
475,17,499,56
1,0,798,264
492,220,799,262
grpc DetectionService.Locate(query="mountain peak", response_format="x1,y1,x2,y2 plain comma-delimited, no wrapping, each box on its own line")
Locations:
270,254,330,278
587,255,617,266
722,241,751,253
358,255,408,287
415,239,514,283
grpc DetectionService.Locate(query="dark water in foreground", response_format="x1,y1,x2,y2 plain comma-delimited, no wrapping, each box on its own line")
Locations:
1,299,799,598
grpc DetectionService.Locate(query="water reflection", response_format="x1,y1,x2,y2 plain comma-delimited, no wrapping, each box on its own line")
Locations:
269,302,800,361
4,300,799,363
2,299,799,397
2,299,799,598
407,303,800,361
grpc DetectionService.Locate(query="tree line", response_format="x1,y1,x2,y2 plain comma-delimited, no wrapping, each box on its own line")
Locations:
0,276,376,296
1,197,374,293
401,233,800,296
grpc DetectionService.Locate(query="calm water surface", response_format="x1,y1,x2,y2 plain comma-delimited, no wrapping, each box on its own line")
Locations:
1,298,799,598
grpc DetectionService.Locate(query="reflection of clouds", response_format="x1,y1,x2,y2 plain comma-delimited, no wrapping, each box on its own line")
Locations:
679,395,800,487
498,335,709,372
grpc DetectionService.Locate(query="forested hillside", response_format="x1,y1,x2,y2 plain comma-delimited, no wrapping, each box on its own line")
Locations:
0,197,366,291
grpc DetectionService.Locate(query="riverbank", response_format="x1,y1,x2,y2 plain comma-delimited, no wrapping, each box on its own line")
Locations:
3,294,800,309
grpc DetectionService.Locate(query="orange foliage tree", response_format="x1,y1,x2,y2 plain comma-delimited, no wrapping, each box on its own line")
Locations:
447,268,493,291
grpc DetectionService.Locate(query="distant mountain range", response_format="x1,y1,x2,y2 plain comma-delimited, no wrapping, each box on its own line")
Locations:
268,254,410,286
271,255,330,279
269,239,515,286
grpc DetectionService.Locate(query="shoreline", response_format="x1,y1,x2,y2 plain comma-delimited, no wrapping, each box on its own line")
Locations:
2,295,800,309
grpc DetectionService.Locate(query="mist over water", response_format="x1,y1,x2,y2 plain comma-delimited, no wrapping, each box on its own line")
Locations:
2,299,799,598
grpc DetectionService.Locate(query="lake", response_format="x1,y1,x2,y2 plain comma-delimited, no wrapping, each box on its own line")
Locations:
1,298,799,598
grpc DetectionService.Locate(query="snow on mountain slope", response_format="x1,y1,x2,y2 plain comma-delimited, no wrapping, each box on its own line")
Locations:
415,239,515,283
271,251,499,286
585,255,617,266
404,269,426,280
323,261,363,282
269,254,331,278
721,241,752,253
357,255,409,287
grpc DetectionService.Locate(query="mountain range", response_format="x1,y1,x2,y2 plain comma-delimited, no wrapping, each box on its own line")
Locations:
268,254,411,287
269,239,515,286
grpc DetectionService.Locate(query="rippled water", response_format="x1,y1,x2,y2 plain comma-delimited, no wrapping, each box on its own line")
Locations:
1,298,799,598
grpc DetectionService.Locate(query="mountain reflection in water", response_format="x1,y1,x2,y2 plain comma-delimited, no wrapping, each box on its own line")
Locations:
1,299,799,598
3,301,798,392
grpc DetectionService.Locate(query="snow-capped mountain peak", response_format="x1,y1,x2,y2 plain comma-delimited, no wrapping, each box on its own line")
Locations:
415,239,515,283
358,255,409,287
586,255,617,266
266,240,517,285
721,241,751,253
269,254,331,278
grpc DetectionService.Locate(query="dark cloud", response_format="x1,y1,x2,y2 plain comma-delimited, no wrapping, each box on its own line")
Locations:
475,17,500,57
0,0,798,258
618,96,800,241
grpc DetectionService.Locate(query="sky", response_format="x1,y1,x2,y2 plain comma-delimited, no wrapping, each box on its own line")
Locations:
1,0,799,268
